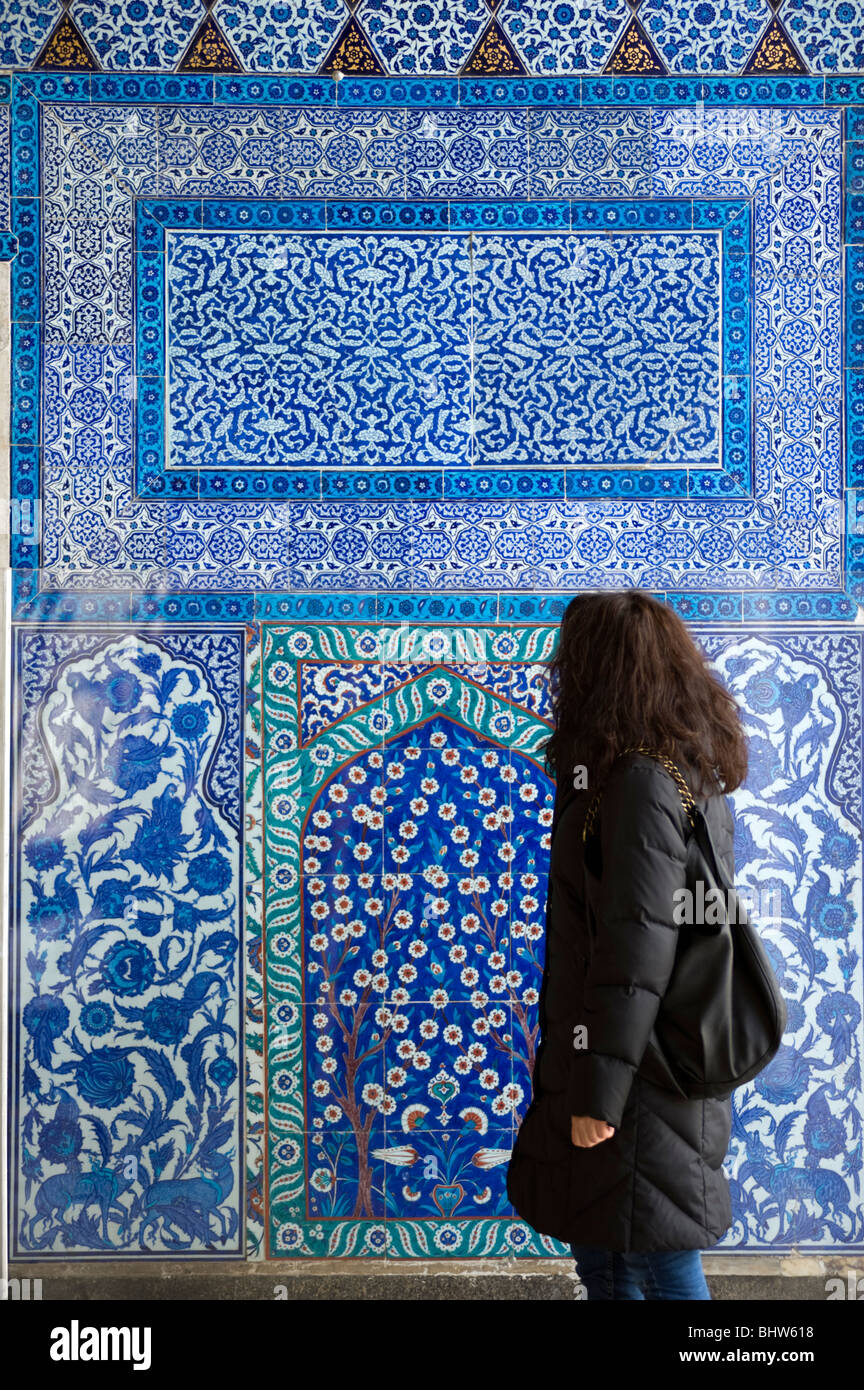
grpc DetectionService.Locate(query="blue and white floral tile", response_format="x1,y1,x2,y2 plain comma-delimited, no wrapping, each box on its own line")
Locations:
0,0,61,66
41,101,407,349
152,103,288,196
497,0,629,75
70,0,204,69
528,107,650,198
359,0,488,75
652,105,840,525
166,229,474,474
704,633,863,1249
27,90,843,599
469,229,721,469
649,105,791,195
639,0,773,74
42,341,164,581
11,628,245,1256
42,106,153,345
784,0,864,73
271,106,410,199
155,105,408,200
402,107,529,198
386,500,677,591
286,502,413,591
213,0,348,73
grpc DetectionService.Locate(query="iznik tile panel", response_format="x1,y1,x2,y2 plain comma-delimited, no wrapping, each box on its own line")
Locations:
11,91,842,608
8,0,861,77
263,621,555,1255
244,624,266,1257
164,230,475,470
470,229,722,467
161,226,722,475
261,622,864,1256
3,0,863,74
6,31,864,1274
10,628,245,1257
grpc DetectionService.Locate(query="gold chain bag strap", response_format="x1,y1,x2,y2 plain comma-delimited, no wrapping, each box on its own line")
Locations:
582,744,696,843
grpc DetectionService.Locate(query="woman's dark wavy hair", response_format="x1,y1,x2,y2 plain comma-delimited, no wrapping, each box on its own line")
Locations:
544,590,748,797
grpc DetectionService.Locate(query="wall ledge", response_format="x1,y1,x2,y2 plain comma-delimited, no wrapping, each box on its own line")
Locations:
8,1257,861,1302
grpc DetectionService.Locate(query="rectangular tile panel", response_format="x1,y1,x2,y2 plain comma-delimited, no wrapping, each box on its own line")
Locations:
261,621,864,1257
10,627,245,1258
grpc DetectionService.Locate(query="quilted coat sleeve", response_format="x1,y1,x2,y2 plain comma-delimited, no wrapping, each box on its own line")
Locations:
568,762,690,1129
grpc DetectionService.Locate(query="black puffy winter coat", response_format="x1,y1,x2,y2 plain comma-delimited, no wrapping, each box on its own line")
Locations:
507,751,735,1253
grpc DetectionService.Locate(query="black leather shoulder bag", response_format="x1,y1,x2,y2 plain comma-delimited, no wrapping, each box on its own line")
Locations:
582,745,787,1101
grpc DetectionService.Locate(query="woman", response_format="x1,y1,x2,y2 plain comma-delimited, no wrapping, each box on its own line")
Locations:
507,590,749,1300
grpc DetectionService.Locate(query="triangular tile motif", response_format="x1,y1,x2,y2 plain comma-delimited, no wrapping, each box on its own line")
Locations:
485,0,503,12
178,13,242,72
461,19,527,76
35,12,100,70
743,17,807,74
604,16,665,74
320,16,384,74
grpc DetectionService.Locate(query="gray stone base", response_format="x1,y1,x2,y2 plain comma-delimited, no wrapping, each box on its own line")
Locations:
8,1255,861,1301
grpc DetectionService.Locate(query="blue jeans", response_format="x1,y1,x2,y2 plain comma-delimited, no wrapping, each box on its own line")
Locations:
571,1244,712,1300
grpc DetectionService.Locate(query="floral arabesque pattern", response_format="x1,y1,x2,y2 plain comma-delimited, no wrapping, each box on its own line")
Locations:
298,718,552,1222
24,99,843,604
13,636,243,1255
264,620,563,1257
263,622,864,1255
701,634,864,1247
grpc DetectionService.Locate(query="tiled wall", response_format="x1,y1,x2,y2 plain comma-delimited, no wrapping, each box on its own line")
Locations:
4,2,864,1260
3,2,864,78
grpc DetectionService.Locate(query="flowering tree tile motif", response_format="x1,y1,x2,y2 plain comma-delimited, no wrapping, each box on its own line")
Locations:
263,621,864,1256
263,621,560,1257
11,629,244,1257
